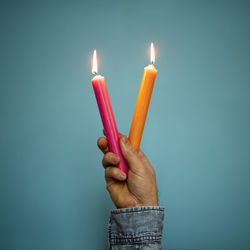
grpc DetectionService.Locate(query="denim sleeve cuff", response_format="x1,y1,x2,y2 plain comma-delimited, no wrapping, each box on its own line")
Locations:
108,206,164,246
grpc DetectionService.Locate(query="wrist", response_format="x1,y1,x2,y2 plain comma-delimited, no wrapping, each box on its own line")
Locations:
136,196,158,207
133,195,158,208
137,201,158,207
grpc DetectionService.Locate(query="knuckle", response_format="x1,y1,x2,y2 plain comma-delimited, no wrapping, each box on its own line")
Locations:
126,143,136,154
102,157,106,167
105,166,110,174
151,168,156,178
105,152,113,160
103,153,111,164
105,167,110,179
106,183,111,192
109,167,116,176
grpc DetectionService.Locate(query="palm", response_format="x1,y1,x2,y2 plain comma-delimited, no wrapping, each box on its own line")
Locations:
106,171,142,208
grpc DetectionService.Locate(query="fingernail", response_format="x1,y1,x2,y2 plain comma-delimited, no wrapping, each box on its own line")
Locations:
112,155,119,162
122,136,128,144
120,172,127,180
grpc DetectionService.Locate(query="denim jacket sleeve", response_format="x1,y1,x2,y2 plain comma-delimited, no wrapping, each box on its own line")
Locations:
108,206,164,249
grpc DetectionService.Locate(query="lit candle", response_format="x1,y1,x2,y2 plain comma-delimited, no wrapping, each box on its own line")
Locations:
128,43,158,151
91,50,128,175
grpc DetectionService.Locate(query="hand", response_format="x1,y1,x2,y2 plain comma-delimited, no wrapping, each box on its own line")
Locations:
97,133,158,209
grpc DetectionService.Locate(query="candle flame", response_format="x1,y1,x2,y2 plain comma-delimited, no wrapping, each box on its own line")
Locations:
150,42,155,64
92,49,98,74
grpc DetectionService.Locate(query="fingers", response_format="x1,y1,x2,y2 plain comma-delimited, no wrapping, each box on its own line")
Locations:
119,135,141,169
102,152,120,168
97,137,109,154
105,166,127,182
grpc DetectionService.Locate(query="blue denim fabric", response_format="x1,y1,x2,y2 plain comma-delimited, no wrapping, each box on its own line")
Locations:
108,206,164,249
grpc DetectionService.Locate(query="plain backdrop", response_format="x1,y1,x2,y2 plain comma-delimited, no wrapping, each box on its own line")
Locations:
0,0,250,249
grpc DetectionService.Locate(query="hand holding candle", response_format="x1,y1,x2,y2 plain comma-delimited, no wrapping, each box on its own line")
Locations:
97,134,158,208
129,43,158,151
91,50,128,175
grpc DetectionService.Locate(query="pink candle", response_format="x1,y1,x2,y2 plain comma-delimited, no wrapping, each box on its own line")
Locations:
91,50,128,175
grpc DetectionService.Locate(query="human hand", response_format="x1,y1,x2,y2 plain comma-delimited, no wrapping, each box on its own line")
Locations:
97,133,158,209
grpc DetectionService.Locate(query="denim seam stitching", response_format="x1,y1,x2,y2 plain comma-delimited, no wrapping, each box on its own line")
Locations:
111,208,164,215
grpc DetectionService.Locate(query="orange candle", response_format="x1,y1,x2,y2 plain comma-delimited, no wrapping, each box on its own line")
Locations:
128,43,158,151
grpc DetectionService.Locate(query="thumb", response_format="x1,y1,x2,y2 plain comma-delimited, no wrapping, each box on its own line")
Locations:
120,135,141,169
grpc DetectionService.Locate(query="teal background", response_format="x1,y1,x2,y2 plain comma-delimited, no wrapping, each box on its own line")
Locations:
0,0,250,249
